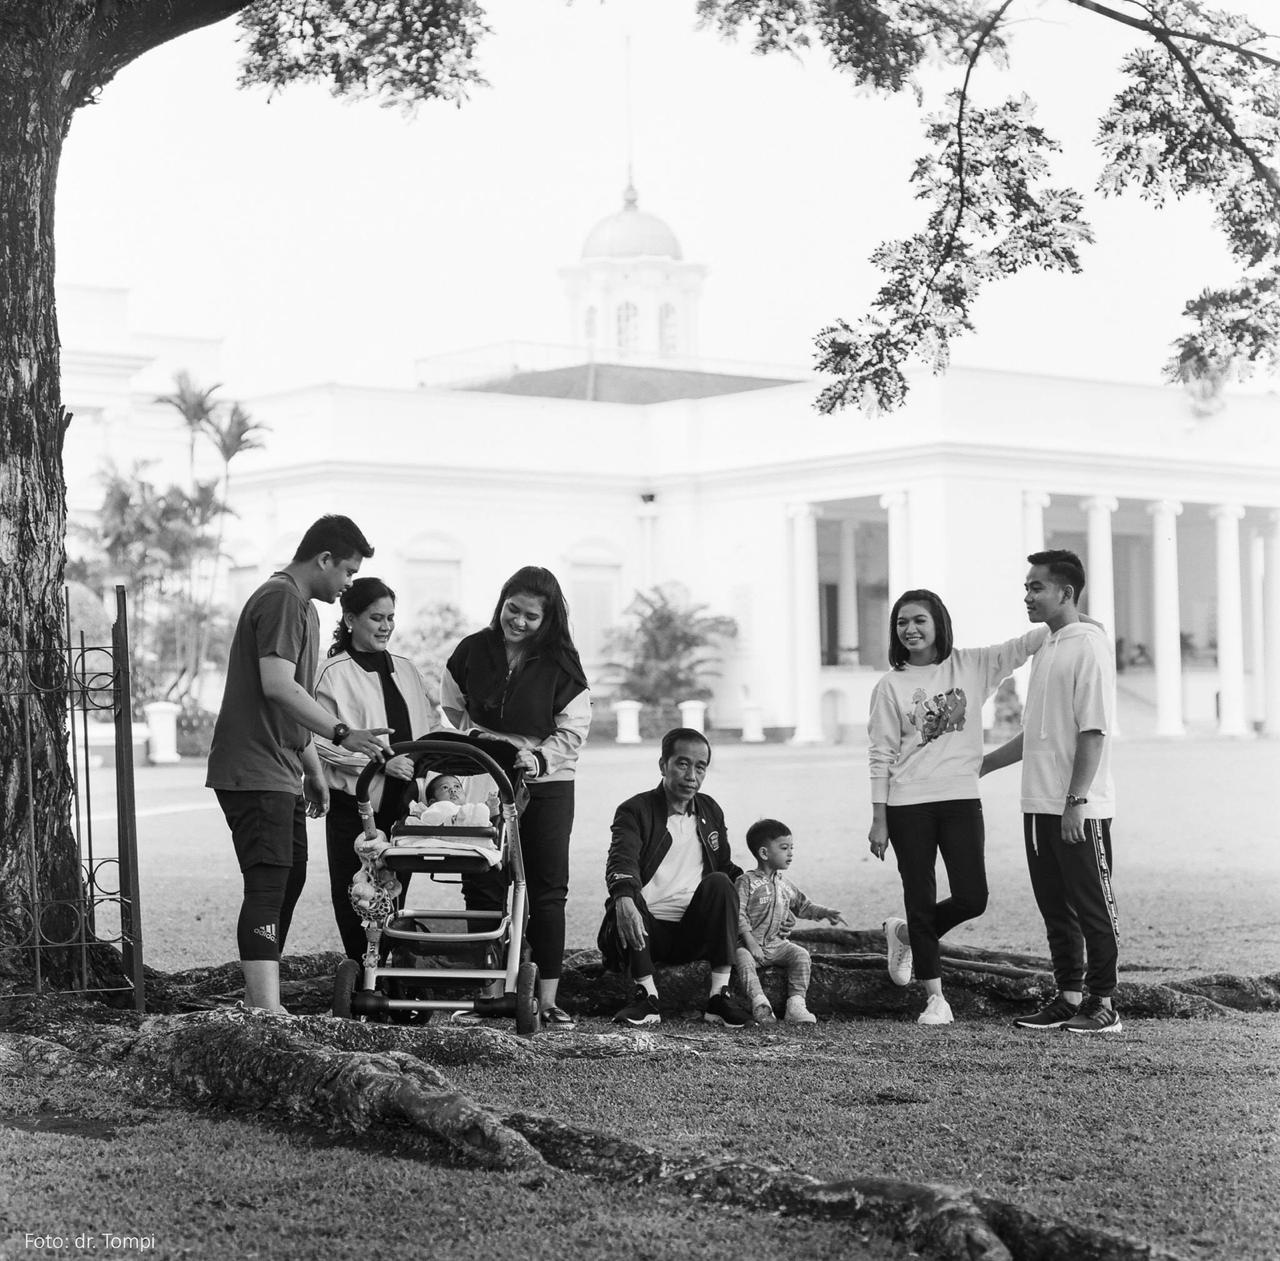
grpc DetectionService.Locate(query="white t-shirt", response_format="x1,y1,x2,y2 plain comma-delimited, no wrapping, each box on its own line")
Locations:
1020,622,1116,818
641,812,704,922
868,629,1047,806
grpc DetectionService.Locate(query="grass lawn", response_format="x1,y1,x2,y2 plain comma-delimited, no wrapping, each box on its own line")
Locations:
5,735,1277,1260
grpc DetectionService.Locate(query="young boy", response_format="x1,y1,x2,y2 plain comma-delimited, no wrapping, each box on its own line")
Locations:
735,818,846,1024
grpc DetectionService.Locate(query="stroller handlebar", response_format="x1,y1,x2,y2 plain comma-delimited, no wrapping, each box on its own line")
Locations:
353,735,523,807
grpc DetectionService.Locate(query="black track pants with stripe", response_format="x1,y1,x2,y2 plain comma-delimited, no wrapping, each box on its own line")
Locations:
1023,814,1119,998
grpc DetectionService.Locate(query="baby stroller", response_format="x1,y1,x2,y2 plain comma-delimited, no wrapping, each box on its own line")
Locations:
330,732,541,1036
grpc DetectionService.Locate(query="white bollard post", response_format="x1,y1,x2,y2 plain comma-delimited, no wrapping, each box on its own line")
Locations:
677,699,707,733
613,699,642,744
740,703,765,743
143,700,182,764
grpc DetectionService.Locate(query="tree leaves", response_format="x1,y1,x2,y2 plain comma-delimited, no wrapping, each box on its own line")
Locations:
236,0,490,110
701,0,1280,410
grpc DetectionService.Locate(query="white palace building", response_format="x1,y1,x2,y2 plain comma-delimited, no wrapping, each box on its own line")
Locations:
61,184,1280,742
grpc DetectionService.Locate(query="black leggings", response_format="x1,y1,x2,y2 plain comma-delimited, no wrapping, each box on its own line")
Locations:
463,780,574,980
886,798,988,981
326,786,413,963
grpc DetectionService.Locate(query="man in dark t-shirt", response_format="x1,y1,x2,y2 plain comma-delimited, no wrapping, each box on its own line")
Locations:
206,514,389,1014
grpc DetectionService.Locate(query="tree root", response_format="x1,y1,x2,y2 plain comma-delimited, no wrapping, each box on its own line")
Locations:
1,1004,1192,1261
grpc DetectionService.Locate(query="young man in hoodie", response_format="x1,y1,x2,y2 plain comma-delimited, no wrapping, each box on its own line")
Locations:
981,549,1122,1034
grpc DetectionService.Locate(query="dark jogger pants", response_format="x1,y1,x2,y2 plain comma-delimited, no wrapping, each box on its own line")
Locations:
1024,813,1119,997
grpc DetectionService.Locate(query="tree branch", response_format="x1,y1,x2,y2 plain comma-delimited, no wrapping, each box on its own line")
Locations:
1145,20,1280,207
1066,0,1280,70
907,0,1018,337
68,0,249,106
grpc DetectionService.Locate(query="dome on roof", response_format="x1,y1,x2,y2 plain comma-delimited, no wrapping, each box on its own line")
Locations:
582,184,682,261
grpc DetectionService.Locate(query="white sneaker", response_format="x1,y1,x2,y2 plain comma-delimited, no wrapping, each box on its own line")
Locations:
918,995,954,1026
884,917,913,986
784,996,817,1024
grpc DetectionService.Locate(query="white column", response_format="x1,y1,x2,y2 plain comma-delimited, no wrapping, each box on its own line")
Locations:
1148,500,1184,737
788,503,825,743
1023,490,1050,557
1247,528,1265,727
142,701,181,765
612,700,642,744
1263,511,1280,738
1080,496,1118,635
879,490,909,598
677,700,706,734
837,519,860,665
638,497,658,590
1211,503,1248,736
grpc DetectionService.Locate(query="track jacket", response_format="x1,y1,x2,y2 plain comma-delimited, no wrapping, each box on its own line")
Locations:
1020,621,1116,818
597,783,742,970
440,627,590,782
314,650,435,809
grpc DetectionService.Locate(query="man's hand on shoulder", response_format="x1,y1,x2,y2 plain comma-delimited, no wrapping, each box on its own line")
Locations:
613,895,648,952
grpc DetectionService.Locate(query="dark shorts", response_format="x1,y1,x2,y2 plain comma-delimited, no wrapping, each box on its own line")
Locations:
216,789,307,871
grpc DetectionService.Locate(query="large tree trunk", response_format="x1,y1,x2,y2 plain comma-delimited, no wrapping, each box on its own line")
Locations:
0,1,247,990
0,9,80,990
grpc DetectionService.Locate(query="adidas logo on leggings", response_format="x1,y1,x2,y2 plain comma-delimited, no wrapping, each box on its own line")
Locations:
253,923,278,944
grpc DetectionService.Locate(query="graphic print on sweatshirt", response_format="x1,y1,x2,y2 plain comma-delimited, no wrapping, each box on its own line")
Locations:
909,687,967,745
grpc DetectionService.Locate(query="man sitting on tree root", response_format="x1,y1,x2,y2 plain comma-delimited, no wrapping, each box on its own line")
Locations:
206,515,390,1015
597,728,751,1028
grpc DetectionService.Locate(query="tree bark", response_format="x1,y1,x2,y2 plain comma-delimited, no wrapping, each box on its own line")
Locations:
0,10,81,991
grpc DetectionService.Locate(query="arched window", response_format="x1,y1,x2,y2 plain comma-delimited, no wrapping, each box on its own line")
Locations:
616,302,638,354
584,306,597,344
658,303,678,357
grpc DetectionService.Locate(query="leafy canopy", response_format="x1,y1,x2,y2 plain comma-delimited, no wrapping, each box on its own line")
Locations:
697,0,1280,412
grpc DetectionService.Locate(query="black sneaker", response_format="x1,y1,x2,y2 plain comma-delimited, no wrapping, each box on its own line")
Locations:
1065,995,1123,1034
704,987,750,1028
1013,994,1081,1030
613,985,661,1026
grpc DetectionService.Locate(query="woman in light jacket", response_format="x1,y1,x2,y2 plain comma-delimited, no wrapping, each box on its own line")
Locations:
441,565,590,1028
316,577,434,963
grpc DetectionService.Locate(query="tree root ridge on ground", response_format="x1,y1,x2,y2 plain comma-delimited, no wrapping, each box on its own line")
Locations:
505,1110,1182,1261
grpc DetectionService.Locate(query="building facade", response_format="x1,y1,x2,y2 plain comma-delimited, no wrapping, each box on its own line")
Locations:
59,189,1280,741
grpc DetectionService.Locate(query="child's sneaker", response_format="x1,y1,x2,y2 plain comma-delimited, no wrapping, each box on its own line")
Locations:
917,994,954,1025
784,995,817,1024
884,916,913,986
753,1000,777,1025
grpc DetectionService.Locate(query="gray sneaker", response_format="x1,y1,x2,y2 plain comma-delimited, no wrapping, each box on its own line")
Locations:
1064,996,1123,1034
1013,994,1081,1030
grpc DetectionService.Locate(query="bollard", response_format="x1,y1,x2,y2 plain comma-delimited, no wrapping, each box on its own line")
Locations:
677,699,706,733
613,699,642,744
142,700,182,764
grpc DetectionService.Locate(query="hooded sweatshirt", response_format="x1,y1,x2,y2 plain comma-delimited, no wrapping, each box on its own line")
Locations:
868,629,1047,806
1019,621,1116,818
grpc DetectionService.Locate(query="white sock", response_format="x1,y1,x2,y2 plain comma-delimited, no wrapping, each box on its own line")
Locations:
636,976,658,998
709,968,731,996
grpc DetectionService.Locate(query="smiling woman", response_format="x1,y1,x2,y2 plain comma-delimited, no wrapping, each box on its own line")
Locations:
314,577,436,962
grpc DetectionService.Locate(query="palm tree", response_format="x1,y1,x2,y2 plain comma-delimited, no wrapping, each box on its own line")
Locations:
155,371,222,493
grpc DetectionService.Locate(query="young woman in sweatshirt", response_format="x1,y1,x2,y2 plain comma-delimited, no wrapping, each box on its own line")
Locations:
866,588,1048,1025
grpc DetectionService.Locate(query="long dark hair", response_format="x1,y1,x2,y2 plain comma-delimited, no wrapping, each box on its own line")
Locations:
489,566,585,684
329,577,396,657
887,588,954,670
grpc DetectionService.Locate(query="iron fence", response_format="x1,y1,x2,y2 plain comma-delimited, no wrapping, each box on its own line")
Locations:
4,585,144,1009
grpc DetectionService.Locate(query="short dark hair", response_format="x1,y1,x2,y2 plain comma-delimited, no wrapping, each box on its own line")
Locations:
294,515,374,564
887,589,955,670
660,728,712,763
745,818,790,858
1028,549,1086,603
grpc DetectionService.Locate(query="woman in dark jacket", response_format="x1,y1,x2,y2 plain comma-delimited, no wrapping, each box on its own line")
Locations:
440,565,591,1027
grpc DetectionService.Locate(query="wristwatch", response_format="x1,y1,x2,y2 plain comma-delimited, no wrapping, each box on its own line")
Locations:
1065,793,1088,807
332,722,351,747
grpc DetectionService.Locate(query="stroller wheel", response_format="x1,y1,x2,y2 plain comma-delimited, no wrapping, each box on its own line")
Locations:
516,961,540,1038
332,959,360,1019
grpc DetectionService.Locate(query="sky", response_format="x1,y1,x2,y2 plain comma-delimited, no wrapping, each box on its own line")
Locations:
54,0,1279,398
